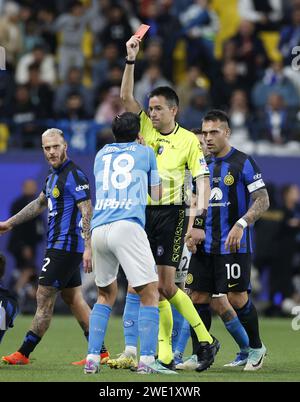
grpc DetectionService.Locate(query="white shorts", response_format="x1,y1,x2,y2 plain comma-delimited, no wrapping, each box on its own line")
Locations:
91,220,158,288
175,244,192,284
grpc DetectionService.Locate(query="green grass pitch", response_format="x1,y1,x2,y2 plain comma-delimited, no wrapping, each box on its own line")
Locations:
0,315,299,382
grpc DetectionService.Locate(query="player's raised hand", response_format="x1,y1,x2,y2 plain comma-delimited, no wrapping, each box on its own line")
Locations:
225,224,244,253
126,36,141,60
0,221,12,235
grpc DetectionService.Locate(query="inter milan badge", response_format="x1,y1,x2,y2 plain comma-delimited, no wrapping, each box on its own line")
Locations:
157,145,164,155
52,185,60,198
224,173,234,186
186,273,193,285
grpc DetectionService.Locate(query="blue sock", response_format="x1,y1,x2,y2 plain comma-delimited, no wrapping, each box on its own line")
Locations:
88,304,111,355
139,306,159,356
175,318,190,355
123,293,140,347
224,316,249,353
171,305,185,352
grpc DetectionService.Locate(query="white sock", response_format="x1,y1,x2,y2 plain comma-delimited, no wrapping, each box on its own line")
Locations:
140,355,155,365
87,354,100,364
125,346,137,356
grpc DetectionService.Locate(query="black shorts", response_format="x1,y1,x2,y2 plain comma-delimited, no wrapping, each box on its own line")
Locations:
186,251,252,294
145,206,188,269
38,249,82,290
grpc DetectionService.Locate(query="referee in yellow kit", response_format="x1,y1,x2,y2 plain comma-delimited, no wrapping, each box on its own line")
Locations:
118,35,219,373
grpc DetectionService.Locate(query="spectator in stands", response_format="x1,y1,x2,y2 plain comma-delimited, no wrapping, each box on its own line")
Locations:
92,42,122,90
94,87,125,125
9,84,43,148
230,19,269,85
228,89,255,145
279,5,300,66
254,92,298,143
54,67,93,117
238,0,283,31
138,1,181,80
7,179,44,304
36,8,57,54
26,63,54,119
179,0,219,71
134,64,172,109
52,1,94,81
211,60,247,110
135,38,168,81
95,63,123,107
0,1,23,70
15,44,57,87
179,87,210,129
176,65,210,110
100,3,133,56
252,60,300,109
57,92,90,121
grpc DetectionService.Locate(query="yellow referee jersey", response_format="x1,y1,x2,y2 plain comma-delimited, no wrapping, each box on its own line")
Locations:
140,111,209,206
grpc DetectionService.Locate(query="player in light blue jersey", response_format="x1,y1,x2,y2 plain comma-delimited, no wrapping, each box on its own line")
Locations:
84,112,175,375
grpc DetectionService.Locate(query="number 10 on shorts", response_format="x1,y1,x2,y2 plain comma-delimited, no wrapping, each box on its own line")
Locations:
226,263,241,280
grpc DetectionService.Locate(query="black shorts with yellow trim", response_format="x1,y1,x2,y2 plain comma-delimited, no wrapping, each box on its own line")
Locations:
145,205,188,269
185,250,252,294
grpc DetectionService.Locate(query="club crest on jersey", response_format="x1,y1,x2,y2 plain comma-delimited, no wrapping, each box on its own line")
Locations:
52,186,60,198
186,273,193,285
224,173,234,186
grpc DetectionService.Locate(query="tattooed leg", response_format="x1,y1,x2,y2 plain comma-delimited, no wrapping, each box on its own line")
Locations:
30,285,58,338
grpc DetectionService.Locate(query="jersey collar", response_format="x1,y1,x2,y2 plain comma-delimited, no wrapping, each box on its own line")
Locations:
159,122,179,136
211,147,236,162
51,158,71,173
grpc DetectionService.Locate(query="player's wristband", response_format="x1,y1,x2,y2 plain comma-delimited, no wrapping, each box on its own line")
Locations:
192,211,207,230
125,57,135,65
236,218,248,229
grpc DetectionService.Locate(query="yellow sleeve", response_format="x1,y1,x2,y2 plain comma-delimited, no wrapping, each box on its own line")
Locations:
188,135,209,179
139,111,156,145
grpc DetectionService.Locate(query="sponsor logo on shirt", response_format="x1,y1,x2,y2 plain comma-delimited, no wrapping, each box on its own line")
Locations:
76,184,89,192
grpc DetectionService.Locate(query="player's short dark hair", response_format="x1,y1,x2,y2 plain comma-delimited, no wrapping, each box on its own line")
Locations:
0,253,6,280
202,109,231,128
149,86,179,108
112,112,140,143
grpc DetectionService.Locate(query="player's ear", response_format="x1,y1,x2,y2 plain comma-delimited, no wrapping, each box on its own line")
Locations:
64,141,68,151
226,128,231,138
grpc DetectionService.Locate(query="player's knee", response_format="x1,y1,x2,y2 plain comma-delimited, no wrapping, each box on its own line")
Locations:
211,296,231,315
190,290,210,304
228,292,248,309
158,283,176,300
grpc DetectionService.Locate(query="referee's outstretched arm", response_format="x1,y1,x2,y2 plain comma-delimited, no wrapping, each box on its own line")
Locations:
120,36,142,114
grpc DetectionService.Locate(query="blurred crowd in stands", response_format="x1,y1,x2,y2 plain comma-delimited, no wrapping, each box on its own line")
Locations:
1,0,300,154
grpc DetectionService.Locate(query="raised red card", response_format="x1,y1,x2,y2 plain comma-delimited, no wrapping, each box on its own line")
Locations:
134,24,150,40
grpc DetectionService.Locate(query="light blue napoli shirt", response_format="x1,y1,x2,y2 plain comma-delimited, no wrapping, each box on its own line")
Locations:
91,142,161,229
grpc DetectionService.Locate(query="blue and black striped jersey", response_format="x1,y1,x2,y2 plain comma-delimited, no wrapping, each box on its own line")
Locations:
43,159,90,253
204,147,265,255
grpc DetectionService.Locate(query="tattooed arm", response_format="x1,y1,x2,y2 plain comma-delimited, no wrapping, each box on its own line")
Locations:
0,192,47,235
77,199,93,273
242,188,270,226
225,188,270,252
